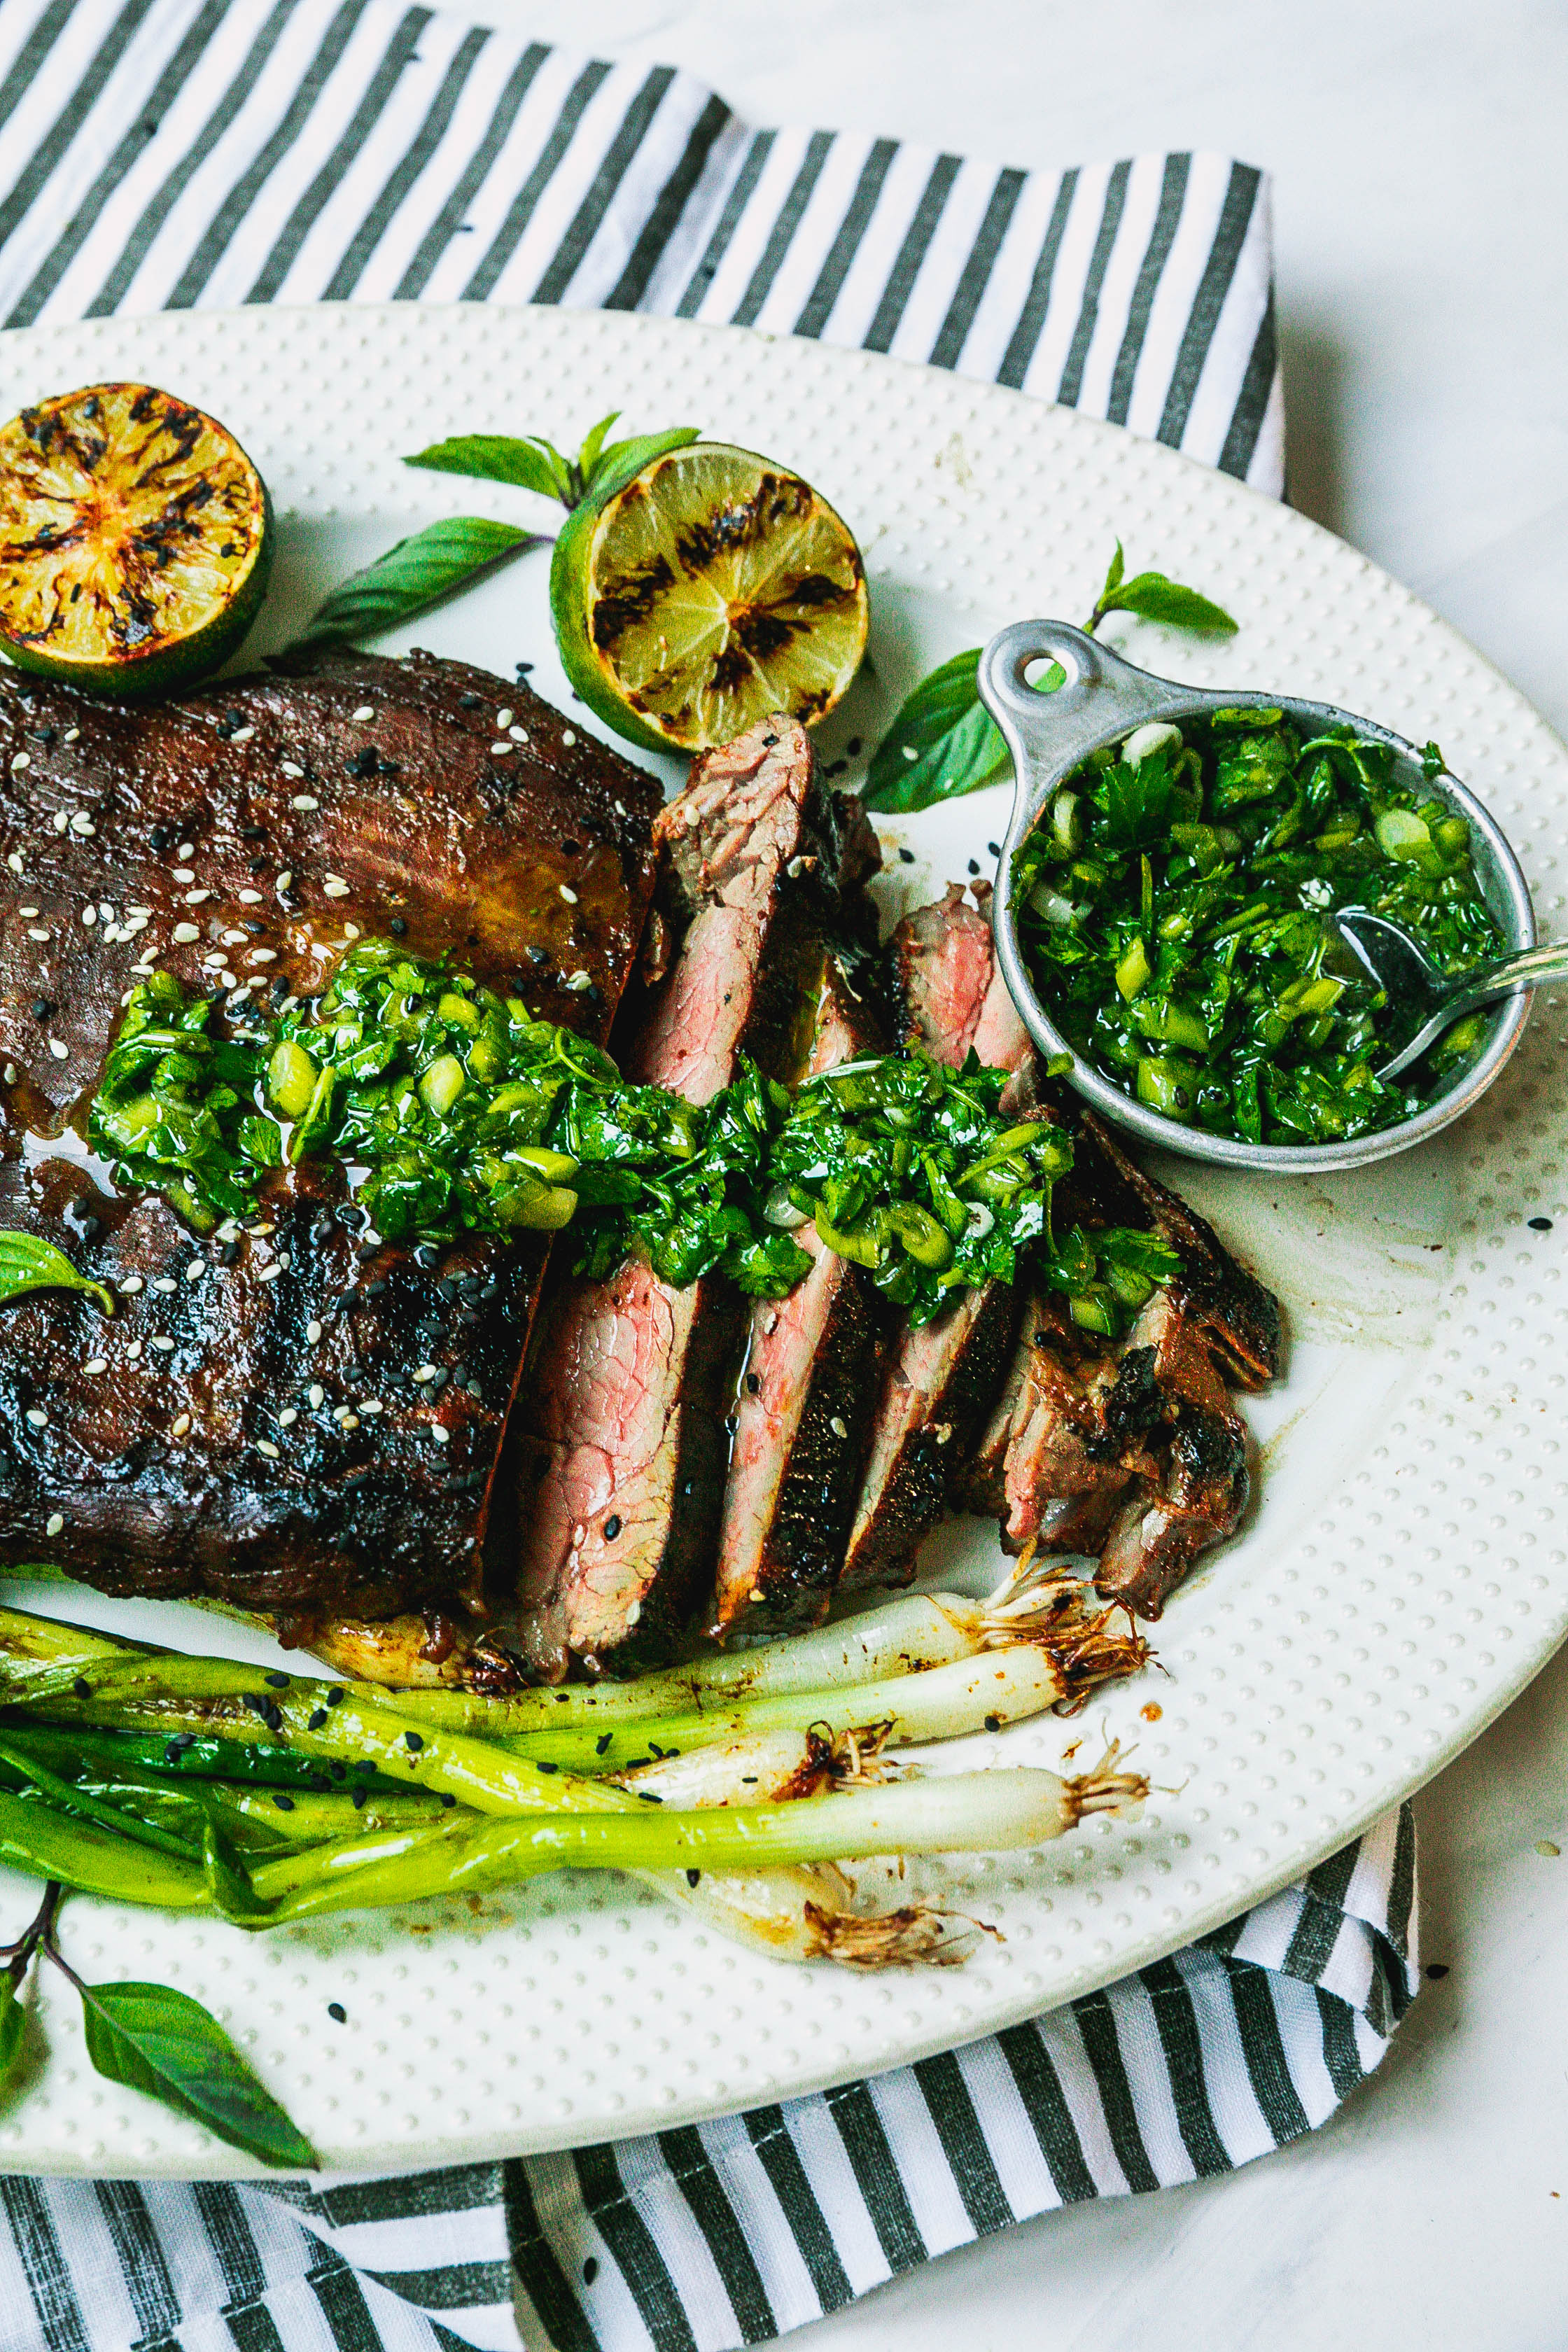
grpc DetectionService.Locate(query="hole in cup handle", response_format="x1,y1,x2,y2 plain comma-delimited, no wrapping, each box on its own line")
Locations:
977,620,1172,836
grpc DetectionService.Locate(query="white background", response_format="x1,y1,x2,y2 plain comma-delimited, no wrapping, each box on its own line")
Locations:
465,4,1568,2344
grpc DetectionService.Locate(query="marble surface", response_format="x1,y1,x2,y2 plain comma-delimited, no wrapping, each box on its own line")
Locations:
463,2,1568,2342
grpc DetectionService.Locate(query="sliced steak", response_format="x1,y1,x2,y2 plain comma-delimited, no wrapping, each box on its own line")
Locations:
839,884,1035,1592
707,954,890,1639
0,651,659,1621
513,714,839,1676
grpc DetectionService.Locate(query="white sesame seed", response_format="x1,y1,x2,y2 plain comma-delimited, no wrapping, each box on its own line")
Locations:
248,947,277,964
332,1404,354,1422
496,708,514,729
561,729,576,746
342,922,360,939
52,810,66,832
324,881,350,898
150,1335,175,1352
202,953,225,969
339,1413,360,1432
238,889,262,904
490,741,513,757
132,960,156,975
564,969,591,992
308,1383,325,1409
229,726,255,744
24,1407,47,1429
430,1424,450,1445
255,1438,280,1458
559,885,578,904
152,1277,176,1294
290,794,318,811
2,1063,14,1085
276,869,294,895
325,872,347,888
305,1319,323,1343
358,1399,384,1415
249,1222,275,1237
125,1339,143,1360
172,922,200,944
171,1413,191,1438
47,1038,66,1061
27,927,49,942
185,889,211,905
626,1597,642,1625
18,906,37,918
277,1407,298,1427
44,1512,64,1536
281,760,304,778
118,1275,144,1295
613,799,626,817
178,843,194,859
255,1260,283,1282
6,851,22,873
351,706,374,723
83,1358,107,1376
69,813,93,836
127,906,150,919
62,728,79,743
10,752,29,771
221,928,248,946
509,726,528,743
215,1220,239,1242
185,1261,204,1284
902,745,918,762
412,1364,438,1384
830,1415,848,1439
172,867,195,883
80,906,96,927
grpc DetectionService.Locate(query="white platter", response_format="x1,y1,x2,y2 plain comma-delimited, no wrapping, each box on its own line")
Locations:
0,302,1564,2178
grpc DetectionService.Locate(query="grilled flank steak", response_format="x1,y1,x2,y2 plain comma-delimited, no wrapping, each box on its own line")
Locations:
0,650,659,1622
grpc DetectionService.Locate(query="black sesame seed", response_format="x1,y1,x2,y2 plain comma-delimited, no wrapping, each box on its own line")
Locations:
1529,1216,1553,1231
264,1704,284,1732
327,2001,346,2022
30,998,52,1019
536,1759,559,1774
967,858,980,875
148,825,170,851
846,736,862,756
352,1786,367,1806
273,1793,295,1811
762,732,778,747
404,1730,424,1751
440,1792,456,1808
595,1732,613,1756
241,825,266,841
525,944,548,965
897,846,916,864
458,693,483,709
1425,1962,1450,1980
582,2258,598,2286
984,1713,1002,1732
988,841,1001,857
265,1671,290,1688
307,1707,328,1730
349,748,378,778
685,1868,701,1888
561,839,580,855
389,916,407,936
603,1513,622,1541
514,661,533,677
327,1686,344,1706
72,1677,91,1699
745,1373,760,1395
636,1789,662,1803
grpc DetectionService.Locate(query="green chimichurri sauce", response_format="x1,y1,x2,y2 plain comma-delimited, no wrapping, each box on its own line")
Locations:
88,939,1178,1336
1012,710,1503,1146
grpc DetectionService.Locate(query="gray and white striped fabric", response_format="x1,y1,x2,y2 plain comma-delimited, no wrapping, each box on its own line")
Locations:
0,1812,1417,2352
0,5,1383,2345
0,0,1282,490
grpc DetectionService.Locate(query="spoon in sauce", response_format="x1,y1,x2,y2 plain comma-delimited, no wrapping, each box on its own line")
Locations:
1330,909,1568,1082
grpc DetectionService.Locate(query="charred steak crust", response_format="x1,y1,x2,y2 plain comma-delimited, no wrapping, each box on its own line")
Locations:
0,652,660,1618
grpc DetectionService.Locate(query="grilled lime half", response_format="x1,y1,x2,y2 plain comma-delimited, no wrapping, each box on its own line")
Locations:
0,382,273,699
552,440,867,755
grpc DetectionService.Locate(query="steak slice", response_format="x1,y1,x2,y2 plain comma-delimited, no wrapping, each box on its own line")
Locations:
513,715,840,1676
838,884,1034,1592
706,953,890,1639
0,651,659,1621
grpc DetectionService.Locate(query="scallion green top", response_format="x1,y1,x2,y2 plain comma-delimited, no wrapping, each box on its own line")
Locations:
87,939,1176,1335
1013,711,1502,1145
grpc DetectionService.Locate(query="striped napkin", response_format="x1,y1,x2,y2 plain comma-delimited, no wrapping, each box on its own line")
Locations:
0,3,1416,2347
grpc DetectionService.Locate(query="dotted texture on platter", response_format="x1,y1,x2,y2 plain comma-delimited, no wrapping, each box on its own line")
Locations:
0,305,1562,2178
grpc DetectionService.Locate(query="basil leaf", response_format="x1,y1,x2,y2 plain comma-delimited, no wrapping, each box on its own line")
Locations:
863,650,1011,813
1100,538,1126,601
288,517,543,649
575,410,620,484
78,1977,318,2169
1098,573,1238,634
0,1233,112,1315
0,1970,23,2090
403,434,573,502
